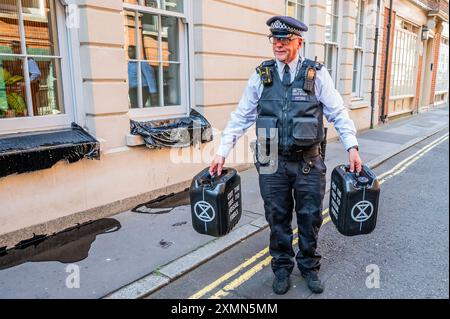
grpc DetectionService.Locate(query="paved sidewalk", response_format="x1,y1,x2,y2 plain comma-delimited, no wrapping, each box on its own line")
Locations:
0,105,448,299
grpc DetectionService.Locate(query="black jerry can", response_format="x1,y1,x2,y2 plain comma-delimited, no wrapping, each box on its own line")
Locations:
329,164,380,236
189,167,242,237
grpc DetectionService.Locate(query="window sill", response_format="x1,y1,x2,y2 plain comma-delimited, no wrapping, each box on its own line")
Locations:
126,133,145,146
128,109,213,148
0,123,100,178
389,94,415,101
349,99,370,110
128,105,189,122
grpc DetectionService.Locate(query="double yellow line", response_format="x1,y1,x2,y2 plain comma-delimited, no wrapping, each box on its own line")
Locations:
189,132,449,299
377,132,449,185
189,209,331,299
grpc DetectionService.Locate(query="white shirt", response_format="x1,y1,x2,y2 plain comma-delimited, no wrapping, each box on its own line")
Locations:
216,55,359,158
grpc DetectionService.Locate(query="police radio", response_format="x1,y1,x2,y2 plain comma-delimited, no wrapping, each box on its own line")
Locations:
303,56,317,92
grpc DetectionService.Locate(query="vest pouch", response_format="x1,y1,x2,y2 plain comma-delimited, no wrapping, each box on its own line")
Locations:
292,117,318,147
255,116,278,164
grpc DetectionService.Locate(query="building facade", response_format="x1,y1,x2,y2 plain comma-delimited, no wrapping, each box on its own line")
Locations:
378,0,449,120
0,0,448,246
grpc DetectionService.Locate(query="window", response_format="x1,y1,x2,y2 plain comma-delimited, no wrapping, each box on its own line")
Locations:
0,0,70,129
324,0,339,82
390,20,418,98
123,0,190,119
286,0,307,57
435,37,449,93
352,0,365,97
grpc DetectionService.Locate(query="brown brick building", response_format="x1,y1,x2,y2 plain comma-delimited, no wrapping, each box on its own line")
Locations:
379,0,448,121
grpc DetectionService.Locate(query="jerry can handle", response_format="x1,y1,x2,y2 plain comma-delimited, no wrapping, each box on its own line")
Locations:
209,169,228,182
343,164,361,176
343,165,372,187
198,169,228,187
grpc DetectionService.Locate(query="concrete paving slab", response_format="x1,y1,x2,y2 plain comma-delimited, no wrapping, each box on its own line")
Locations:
359,130,416,144
159,224,261,280
357,138,404,155
105,274,170,299
250,216,269,229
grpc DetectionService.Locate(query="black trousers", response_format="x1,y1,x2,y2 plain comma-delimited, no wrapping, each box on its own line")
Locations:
257,155,326,276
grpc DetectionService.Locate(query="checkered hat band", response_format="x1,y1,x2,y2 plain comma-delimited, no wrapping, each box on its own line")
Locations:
270,20,301,35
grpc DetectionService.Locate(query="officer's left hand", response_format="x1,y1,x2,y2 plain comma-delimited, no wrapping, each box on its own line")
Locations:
349,149,362,173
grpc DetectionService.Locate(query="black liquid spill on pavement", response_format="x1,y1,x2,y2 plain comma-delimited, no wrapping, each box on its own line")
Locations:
132,188,191,214
0,218,121,271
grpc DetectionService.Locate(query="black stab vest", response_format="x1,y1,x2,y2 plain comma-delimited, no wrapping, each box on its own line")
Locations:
256,58,325,155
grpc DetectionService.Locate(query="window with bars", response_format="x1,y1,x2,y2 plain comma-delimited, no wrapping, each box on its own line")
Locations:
0,0,65,120
286,0,307,57
324,0,339,82
123,0,189,118
352,0,365,97
390,20,418,98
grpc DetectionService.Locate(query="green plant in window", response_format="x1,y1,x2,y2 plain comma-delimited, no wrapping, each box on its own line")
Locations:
7,92,26,114
0,67,8,112
1,66,26,114
5,75,23,85
0,98,7,112
1,67,24,85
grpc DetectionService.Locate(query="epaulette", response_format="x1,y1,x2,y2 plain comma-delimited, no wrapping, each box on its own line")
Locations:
302,58,323,70
259,59,276,68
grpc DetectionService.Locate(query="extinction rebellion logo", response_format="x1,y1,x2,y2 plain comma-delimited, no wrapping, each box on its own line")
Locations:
351,200,374,223
194,201,215,222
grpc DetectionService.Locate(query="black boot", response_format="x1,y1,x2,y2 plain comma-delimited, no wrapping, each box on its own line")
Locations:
301,271,324,294
272,272,290,295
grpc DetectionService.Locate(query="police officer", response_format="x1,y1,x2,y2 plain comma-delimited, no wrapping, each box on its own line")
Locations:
209,16,362,294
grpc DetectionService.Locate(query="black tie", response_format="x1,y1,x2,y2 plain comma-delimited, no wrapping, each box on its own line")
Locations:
283,64,291,86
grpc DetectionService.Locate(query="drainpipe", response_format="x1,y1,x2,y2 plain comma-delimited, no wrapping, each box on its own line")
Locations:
370,0,381,129
380,0,393,123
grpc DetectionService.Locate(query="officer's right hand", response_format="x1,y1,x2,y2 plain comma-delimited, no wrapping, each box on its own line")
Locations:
349,148,363,173
209,155,225,176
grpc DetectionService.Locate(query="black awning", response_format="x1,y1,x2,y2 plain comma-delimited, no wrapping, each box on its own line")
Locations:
0,123,100,178
130,109,213,149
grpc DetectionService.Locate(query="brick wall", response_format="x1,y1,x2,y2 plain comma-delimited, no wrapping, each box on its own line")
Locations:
414,53,423,110
429,31,442,104
415,0,449,15
378,6,396,118
439,0,449,15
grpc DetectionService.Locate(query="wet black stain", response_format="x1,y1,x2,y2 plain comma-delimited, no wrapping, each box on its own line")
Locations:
172,221,187,227
132,188,190,214
14,234,47,249
159,239,173,249
0,218,121,271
